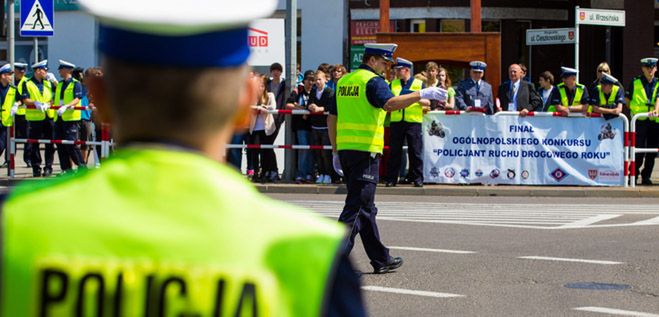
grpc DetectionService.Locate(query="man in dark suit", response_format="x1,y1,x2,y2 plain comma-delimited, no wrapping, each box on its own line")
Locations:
496,63,542,116
455,61,495,114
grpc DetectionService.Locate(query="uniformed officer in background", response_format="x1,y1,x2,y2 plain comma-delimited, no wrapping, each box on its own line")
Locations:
627,57,659,185
547,67,589,114
0,64,22,161
54,59,85,174
328,43,447,274
455,61,495,114
1,0,365,315
385,57,429,188
13,62,31,167
21,59,56,177
590,73,624,120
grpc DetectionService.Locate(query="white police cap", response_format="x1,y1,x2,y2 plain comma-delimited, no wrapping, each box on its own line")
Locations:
0,64,13,75
14,62,28,70
58,59,76,69
560,66,578,77
32,59,48,70
640,57,658,67
394,57,413,69
469,61,487,72
364,43,397,62
600,73,618,85
78,0,278,67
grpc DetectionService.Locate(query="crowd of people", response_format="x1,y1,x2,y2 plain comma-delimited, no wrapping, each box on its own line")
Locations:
0,60,105,177
227,56,659,186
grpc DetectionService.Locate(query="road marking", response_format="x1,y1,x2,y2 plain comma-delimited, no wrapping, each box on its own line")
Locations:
362,285,464,298
288,200,659,229
389,246,476,254
557,214,622,229
573,306,659,316
518,256,623,265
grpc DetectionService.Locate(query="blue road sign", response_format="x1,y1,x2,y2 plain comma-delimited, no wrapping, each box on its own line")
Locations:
20,0,54,37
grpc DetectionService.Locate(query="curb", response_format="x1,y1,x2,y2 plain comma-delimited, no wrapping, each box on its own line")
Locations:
255,183,659,198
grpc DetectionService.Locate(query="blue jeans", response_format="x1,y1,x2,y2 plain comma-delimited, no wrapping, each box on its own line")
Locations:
227,133,245,170
296,130,313,178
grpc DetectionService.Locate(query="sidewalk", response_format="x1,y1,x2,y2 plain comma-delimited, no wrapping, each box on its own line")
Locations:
252,183,659,198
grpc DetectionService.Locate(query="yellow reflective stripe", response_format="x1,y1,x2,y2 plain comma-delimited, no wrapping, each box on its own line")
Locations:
337,122,384,134
337,135,384,145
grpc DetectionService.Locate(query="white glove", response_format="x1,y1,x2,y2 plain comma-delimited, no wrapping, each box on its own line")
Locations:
332,152,344,177
419,87,448,101
10,102,19,117
57,105,69,116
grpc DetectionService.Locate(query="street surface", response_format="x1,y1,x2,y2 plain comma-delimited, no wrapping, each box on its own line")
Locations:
269,193,659,317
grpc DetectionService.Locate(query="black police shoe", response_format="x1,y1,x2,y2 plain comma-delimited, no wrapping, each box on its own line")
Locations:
414,181,423,188
42,167,53,177
373,256,403,274
385,181,396,187
32,168,41,177
641,178,653,185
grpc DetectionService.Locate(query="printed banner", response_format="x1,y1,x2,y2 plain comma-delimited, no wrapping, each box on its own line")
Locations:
423,114,625,186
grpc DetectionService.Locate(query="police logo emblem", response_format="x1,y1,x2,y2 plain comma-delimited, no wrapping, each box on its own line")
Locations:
489,168,500,179
460,168,470,178
444,167,456,178
475,169,483,177
550,168,568,182
588,169,598,180
521,170,529,180
430,167,440,178
507,169,515,179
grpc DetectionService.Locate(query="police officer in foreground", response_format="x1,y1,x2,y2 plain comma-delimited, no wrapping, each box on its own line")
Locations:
1,0,365,315
328,43,446,274
22,59,56,177
13,62,31,167
54,59,85,174
385,57,429,188
627,57,659,185
547,67,589,114
455,61,495,114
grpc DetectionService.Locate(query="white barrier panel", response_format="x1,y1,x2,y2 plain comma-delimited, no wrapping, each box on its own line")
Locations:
423,114,625,186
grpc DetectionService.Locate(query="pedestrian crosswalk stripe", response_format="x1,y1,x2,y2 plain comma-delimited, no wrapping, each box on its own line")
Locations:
362,286,465,298
572,307,659,316
289,200,659,229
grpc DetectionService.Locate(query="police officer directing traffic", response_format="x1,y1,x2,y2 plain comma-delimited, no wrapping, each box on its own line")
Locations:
455,61,495,114
628,57,659,185
328,43,447,274
385,57,429,188
1,0,366,315
21,59,56,177
54,59,85,174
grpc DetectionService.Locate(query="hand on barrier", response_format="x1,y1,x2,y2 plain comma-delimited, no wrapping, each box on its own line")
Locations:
57,105,70,116
37,102,50,112
419,87,448,101
332,152,344,177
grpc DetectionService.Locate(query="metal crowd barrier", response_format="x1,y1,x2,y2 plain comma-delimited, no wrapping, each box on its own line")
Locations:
629,112,659,188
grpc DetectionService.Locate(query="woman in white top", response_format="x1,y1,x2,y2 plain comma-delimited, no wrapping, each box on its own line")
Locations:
538,71,556,112
247,74,278,182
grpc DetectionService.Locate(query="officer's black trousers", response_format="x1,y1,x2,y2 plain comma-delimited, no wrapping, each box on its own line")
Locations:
386,122,423,184
338,150,390,268
634,119,659,181
15,115,32,165
55,120,83,171
27,118,55,172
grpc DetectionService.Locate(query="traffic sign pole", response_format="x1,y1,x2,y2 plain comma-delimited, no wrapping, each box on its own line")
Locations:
575,6,580,82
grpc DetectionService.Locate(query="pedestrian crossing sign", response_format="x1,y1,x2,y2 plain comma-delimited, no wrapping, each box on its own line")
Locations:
20,0,54,36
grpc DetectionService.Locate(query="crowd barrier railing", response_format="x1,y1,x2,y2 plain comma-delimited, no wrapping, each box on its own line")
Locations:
493,111,629,187
629,112,659,188
7,121,113,178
